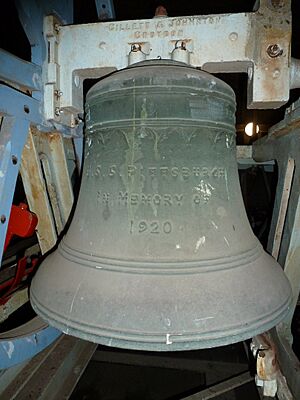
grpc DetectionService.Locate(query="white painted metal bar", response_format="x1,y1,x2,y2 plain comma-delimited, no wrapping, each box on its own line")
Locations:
271,158,295,260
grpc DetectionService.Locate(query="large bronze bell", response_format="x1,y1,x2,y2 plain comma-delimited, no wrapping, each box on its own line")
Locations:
30,60,292,351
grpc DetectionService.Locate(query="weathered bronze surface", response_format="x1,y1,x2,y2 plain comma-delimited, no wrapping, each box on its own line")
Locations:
30,60,292,351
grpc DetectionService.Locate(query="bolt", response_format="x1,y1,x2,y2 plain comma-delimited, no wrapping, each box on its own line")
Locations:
175,41,186,50
259,351,266,358
229,32,238,42
0,215,6,224
99,41,106,49
273,68,280,78
55,107,63,117
54,23,60,33
54,90,63,99
131,44,142,52
270,0,285,9
154,5,168,17
267,44,283,58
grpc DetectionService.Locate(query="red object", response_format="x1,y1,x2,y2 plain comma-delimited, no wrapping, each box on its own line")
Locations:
0,256,39,305
0,203,39,304
4,203,38,252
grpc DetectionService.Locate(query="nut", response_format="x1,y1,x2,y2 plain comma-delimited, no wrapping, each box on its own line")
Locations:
131,44,142,52
54,23,60,33
55,107,63,116
175,41,187,50
267,44,283,58
54,90,63,98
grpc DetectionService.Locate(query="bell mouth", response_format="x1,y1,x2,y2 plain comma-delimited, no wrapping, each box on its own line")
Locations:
31,293,291,351
30,247,292,351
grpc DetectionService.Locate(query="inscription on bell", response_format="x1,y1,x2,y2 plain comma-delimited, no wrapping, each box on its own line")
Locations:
96,189,220,207
86,164,226,179
97,191,184,206
129,220,173,235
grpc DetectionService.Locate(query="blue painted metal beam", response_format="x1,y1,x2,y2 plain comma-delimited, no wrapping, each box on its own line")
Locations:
0,85,41,122
95,0,115,20
0,85,41,264
0,50,41,93
0,317,61,369
0,0,71,369
16,0,73,67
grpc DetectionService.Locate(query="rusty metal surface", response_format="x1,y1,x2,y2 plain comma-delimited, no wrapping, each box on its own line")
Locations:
20,129,57,254
254,334,278,382
33,130,74,233
251,332,295,398
252,333,279,398
20,128,75,254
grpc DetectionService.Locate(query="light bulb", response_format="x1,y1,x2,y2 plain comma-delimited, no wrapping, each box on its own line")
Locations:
245,122,259,137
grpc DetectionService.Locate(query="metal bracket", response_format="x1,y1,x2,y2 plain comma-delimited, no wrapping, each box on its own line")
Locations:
251,333,294,399
42,0,295,128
